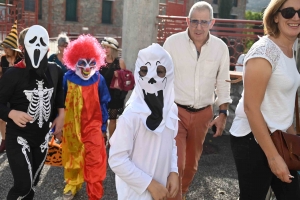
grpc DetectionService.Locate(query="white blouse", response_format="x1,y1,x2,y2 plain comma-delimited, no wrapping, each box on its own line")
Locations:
230,36,300,136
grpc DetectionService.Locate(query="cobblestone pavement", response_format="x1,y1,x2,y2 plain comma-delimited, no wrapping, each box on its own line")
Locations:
0,133,240,200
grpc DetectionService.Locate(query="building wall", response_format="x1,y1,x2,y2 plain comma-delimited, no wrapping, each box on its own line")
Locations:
187,0,247,19
38,0,123,38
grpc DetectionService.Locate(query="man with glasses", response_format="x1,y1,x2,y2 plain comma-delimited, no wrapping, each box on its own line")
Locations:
163,2,232,200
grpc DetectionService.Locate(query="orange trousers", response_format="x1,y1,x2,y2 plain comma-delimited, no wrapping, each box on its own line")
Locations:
169,105,213,200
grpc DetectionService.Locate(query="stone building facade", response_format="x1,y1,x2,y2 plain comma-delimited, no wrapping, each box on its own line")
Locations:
186,0,247,19
37,0,123,38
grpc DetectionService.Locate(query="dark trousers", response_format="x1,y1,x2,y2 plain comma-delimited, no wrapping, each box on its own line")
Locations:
6,133,49,200
231,133,300,200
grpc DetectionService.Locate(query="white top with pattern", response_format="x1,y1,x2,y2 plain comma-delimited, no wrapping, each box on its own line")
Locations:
230,36,300,136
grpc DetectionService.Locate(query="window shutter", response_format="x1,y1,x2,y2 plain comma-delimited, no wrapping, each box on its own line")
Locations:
66,0,77,21
102,0,112,24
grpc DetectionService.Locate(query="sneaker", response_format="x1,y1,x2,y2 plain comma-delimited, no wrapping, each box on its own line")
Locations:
63,191,74,200
0,139,5,153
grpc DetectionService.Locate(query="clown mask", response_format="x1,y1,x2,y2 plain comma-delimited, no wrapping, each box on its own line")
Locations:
75,58,97,80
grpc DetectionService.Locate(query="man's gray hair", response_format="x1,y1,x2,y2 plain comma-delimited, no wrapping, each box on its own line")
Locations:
57,32,70,46
188,1,214,19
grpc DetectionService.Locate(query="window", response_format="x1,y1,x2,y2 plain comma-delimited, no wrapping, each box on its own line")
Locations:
213,0,218,4
66,0,77,21
102,0,112,24
230,14,237,19
38,0,42,19
213,13,219,18
24,0,35,12
233,0,238,7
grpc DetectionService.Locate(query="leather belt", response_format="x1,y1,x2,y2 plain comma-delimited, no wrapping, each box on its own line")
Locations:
176,103,209,112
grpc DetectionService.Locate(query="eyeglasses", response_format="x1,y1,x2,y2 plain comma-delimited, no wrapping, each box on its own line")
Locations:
190,19,211,28
278,7,300,19
77,59,96,67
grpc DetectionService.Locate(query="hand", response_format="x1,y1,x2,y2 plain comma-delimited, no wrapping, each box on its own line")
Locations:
8,110,33,128
209,115,226,137
50,114,65,140
166,172,179,198
267,154,292,183
147,179,168,200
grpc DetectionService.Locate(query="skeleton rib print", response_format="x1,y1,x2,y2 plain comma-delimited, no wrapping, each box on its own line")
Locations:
23,80,53,128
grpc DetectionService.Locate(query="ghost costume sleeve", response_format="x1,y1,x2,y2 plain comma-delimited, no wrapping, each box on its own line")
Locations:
98,74,110,133
108,115,153,195
171,107,179,173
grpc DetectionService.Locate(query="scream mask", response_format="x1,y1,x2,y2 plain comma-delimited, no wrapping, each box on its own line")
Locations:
24,25,49,76
63,35,105,80
126,43,176,133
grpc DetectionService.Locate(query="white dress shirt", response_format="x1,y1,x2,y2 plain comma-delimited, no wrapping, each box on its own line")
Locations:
108,105,178,200
163,29,232,108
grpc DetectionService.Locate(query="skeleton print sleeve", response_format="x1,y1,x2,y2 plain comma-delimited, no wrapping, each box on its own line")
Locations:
0,69,15,121
98,74,111,133
54,67,65,109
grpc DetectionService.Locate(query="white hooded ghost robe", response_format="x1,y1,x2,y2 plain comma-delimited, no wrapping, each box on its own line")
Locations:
108,43,179,200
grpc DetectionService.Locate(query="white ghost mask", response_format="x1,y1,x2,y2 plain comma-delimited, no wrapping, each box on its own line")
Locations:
24,25,49,68
125,43,178,134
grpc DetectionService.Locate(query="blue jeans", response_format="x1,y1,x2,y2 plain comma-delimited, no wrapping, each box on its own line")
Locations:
230,132,300,200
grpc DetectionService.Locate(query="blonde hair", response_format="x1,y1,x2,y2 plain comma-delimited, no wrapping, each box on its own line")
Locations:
263,0,287,37
110,47,119,61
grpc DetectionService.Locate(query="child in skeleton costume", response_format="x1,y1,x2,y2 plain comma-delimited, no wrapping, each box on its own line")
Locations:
62,35,110,200
0,25,65,200
108,44,179,200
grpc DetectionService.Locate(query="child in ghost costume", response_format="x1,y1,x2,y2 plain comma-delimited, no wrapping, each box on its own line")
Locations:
108,43,179,200
62,35,110,200
0,25,65,199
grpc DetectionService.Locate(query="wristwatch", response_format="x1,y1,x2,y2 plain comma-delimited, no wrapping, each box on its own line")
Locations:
219,110,229,116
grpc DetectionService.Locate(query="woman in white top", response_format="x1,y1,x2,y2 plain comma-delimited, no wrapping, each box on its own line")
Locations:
230,0,300,199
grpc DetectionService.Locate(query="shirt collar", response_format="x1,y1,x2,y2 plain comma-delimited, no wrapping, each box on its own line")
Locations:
184,28,212,45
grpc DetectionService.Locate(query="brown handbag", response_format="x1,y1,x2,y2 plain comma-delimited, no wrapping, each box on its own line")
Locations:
271,130,300,170
270,91,300,170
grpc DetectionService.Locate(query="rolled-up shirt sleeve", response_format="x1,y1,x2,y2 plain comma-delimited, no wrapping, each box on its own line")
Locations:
215,45,232,107
108,116,152,195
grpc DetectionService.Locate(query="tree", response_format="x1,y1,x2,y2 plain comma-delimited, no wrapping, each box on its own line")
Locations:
218,0,233,19
245,11,263,20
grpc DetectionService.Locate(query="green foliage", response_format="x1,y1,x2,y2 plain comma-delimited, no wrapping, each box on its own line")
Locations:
245,11,263,20
244,11,263,53
218,0,233,19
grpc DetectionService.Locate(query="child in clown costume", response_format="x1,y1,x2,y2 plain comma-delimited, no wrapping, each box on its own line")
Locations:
108,44,179,200
62,35,110,200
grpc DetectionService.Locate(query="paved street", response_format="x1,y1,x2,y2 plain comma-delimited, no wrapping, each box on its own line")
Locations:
0,132,240,200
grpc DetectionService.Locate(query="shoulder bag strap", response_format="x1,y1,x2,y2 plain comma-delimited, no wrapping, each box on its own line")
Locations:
295,90,300,135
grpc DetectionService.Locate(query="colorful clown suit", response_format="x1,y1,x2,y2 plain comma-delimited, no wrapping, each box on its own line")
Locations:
61,35,110,200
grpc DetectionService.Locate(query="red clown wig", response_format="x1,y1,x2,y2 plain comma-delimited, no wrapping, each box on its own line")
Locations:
63,34,105,71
